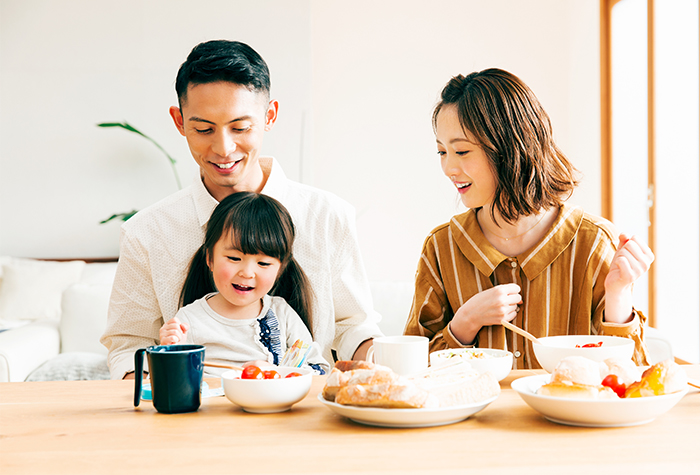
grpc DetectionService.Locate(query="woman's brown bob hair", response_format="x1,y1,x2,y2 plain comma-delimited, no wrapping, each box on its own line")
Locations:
432,68,579,223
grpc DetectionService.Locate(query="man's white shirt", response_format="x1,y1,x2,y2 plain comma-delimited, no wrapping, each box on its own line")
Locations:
101,157,383,378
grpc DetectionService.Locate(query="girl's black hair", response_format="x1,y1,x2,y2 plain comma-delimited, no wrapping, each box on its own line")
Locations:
180,192,314,333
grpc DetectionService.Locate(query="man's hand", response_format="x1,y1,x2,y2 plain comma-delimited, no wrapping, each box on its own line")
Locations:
351,339,374,360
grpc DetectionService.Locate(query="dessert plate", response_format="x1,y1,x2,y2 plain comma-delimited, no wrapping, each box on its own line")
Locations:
511,374,688,427
318,393,497,428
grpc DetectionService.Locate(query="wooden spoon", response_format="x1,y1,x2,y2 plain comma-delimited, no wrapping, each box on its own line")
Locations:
501,320,542,345
203,361,244,371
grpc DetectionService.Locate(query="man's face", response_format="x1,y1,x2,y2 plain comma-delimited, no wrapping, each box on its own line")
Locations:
170,81,277,201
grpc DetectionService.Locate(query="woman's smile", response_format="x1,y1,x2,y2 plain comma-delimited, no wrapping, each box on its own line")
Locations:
436,105,496,209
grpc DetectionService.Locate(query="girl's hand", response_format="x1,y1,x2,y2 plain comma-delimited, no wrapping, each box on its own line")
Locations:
449,283,522,345
159,317,189,345
604,234,655,323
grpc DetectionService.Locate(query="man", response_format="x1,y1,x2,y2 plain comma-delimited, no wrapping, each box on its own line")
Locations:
101,40,382,379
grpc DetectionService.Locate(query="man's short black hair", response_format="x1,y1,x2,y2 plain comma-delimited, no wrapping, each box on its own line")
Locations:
175,40,270,106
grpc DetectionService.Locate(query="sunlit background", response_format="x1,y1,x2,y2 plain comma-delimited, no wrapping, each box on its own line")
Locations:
0,0,697,361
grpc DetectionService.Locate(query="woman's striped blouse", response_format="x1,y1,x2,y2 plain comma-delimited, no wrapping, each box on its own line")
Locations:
404,204,648,369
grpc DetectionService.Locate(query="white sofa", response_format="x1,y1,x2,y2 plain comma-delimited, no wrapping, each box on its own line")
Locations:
0,258,117,382
0,256,675,382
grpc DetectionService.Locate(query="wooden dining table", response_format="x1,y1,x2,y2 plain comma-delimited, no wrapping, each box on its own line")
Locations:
1,366,699,475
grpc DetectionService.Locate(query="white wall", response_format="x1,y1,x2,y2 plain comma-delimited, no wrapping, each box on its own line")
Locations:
309,0,600,283
0,0,600,280
0,0,312,258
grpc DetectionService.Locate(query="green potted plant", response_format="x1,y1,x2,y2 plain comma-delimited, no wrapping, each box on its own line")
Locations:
97,121,182,223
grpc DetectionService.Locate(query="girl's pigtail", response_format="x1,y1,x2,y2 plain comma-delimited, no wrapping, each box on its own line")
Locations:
179,245,216,308
272,257,314,334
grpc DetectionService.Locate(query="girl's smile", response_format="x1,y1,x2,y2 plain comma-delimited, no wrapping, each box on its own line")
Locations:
206,232,282,319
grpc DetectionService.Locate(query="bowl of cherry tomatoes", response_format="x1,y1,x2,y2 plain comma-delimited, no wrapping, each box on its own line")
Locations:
532,335,635,373
220,365,313,413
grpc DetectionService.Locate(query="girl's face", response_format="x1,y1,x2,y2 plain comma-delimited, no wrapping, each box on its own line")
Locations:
435,105,497,210
208,233,282,314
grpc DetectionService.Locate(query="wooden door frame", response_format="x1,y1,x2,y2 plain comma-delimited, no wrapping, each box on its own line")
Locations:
600,0,657,327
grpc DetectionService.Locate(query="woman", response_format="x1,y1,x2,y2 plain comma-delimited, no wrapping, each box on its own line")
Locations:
404,69,654,368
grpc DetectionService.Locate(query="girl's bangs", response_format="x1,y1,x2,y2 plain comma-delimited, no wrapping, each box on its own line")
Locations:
223,207,287,260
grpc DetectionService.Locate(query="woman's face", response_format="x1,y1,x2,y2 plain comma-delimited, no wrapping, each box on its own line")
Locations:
435,105,497,209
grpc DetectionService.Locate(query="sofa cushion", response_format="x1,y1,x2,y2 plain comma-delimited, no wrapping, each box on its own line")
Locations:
60,282,112,355
0,321,60,382
25,352,110,381
0,258,85,330
80,262,118,285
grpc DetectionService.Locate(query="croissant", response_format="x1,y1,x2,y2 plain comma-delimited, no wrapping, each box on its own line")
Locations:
335,381,437,409
322,365,398,401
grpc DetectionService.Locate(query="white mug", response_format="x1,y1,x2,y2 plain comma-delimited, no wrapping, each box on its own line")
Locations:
366,336,429,376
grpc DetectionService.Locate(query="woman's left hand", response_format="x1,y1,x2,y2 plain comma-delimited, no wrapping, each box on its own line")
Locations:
605,234,655,293
604,234,654,323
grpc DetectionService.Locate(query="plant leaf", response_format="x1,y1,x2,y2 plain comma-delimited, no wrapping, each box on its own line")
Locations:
100,210,138,224
97,121,182,189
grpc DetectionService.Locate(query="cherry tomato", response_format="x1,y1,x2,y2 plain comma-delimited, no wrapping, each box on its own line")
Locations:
601,374,626,398
263,370,281,379
285,372,302,378
575,342,603,348
241,365,264,380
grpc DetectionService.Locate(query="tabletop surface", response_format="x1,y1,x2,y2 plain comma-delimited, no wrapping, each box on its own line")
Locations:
1,366,699,475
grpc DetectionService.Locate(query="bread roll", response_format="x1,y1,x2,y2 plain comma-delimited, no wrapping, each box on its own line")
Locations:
333,360,375,372
600,357,640,386
335,381,438,409
322,366,398,401
550,356,601,386
625,359,687,397
537,381,617,400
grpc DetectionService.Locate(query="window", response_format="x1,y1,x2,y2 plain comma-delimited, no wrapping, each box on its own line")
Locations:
602,0,700,361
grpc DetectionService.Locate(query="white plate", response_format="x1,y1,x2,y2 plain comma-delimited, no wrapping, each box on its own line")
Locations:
318,393,498,428
511,374,688,427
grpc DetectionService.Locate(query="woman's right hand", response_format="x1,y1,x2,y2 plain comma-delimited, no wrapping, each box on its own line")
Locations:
449,283,522,345
159,317,189,345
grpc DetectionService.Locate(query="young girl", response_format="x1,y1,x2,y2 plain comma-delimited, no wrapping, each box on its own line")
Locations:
404,69,654,369
160,192,330,376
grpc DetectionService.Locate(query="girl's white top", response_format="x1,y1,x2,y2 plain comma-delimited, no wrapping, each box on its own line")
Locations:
175,292,330,377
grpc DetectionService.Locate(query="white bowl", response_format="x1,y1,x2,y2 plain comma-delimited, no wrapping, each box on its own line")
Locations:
221,366,313,413
532,335,635,373
429,348,514,381
512,374,688,427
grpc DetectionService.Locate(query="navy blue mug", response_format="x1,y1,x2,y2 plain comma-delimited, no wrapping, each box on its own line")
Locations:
134,344,205,414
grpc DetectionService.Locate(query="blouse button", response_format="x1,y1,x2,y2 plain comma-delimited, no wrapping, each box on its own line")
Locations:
514,351,522,358
510,261,517,268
